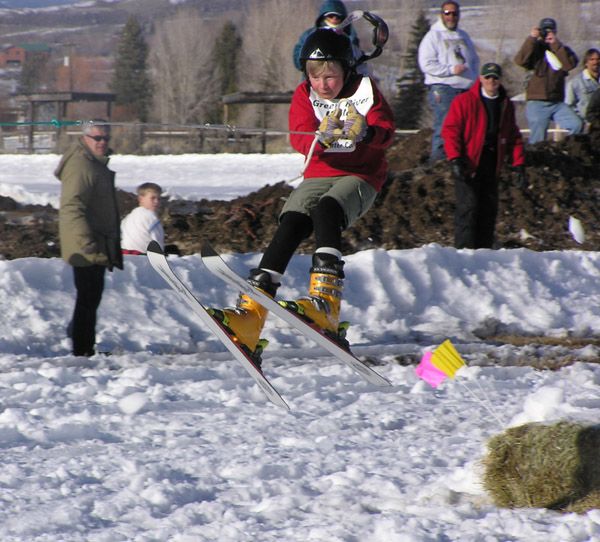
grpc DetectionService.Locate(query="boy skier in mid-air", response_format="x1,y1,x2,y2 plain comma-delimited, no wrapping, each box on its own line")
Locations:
209,28,395,368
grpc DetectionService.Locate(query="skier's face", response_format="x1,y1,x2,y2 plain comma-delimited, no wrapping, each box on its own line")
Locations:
308,62,345,100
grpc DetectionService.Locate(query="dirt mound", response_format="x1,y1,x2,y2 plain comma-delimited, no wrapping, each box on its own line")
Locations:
1,130,600,260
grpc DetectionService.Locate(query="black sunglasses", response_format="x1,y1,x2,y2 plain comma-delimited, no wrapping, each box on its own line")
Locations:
86,134,110,142
443,10,459,16
483,75,499,80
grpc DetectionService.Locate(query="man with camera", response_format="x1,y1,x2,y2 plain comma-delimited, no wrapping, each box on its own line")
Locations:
514,17,582,144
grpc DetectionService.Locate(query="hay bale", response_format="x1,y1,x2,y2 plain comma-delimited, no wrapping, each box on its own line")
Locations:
482,421,600,512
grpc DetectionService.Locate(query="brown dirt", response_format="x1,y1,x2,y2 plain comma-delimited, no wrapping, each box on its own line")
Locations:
2,129,600,260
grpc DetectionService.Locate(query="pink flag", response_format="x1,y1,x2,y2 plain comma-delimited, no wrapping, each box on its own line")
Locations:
415,351,448,388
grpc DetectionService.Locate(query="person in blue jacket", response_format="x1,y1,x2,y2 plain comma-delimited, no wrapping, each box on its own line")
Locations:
293,0,367,74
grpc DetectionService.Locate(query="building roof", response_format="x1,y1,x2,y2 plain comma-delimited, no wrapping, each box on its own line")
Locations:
6,43,51,53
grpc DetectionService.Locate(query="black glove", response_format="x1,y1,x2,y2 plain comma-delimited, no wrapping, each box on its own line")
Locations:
450,158,466,182
164,243,181,256
514,165,527,189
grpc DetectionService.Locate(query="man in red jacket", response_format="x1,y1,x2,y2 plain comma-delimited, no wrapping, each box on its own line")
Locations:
209,28,395,367
441,62,525,249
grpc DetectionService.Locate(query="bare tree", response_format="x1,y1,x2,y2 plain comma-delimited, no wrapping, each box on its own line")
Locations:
341,0,423,101
236,0,315,129
149,8,220,124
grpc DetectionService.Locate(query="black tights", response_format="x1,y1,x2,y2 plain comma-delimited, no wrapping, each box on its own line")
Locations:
259,196,346,274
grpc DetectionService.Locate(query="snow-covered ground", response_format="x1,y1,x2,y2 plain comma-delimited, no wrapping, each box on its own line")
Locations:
1,153,600,540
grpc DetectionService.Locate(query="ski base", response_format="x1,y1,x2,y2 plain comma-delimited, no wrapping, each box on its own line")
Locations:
146,241,289,411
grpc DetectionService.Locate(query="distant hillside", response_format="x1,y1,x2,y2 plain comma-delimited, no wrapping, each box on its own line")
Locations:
0,0,81,6
0,0,247,55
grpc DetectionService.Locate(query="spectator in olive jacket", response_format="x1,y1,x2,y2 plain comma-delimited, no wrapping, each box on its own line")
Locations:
55,121,122,356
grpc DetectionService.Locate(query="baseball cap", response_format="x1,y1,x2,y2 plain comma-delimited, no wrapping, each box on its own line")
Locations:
481,62,502,78
539,17,557,31
324,11,343,17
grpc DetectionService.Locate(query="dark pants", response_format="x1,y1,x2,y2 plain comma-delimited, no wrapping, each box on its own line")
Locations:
70,265,106,356
259,197,345,273
454,149,499,249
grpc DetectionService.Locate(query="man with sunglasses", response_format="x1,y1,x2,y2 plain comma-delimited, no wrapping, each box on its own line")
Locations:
441,63,525,249
55,121,122,356
418,1,479,163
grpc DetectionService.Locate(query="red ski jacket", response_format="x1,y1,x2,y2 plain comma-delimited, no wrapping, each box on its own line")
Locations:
289,75,395,191
441,79,525,176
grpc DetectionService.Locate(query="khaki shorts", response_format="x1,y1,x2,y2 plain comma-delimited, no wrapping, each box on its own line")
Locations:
281,176,377,228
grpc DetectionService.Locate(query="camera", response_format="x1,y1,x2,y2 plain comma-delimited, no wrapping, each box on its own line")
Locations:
538,17,557,39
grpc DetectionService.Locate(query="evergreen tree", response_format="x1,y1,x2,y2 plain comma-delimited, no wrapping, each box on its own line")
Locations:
19,52,50,94
111,16,152,121
393,12,430,129
208,21,242,123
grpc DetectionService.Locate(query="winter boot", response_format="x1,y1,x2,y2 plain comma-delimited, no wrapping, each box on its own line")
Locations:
208,269,279,365
279,253,346,341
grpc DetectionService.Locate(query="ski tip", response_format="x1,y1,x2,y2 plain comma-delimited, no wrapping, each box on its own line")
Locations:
200,241,218,258
146,241,164,255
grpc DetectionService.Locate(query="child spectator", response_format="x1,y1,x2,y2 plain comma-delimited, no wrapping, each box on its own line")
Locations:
293,0,367,75
121,182,164,255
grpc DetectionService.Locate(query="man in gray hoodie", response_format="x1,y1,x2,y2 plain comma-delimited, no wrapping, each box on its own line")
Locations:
418,1,479,163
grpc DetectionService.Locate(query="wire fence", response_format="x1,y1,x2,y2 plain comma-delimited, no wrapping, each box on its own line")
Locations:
0,118,570,154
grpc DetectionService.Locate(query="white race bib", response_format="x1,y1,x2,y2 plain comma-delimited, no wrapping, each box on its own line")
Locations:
310,77,374,153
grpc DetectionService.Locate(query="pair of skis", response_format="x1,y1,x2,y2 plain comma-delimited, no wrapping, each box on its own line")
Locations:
146,241,390,410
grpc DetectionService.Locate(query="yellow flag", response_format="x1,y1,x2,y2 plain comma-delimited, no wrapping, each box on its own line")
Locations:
431,339,466,378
